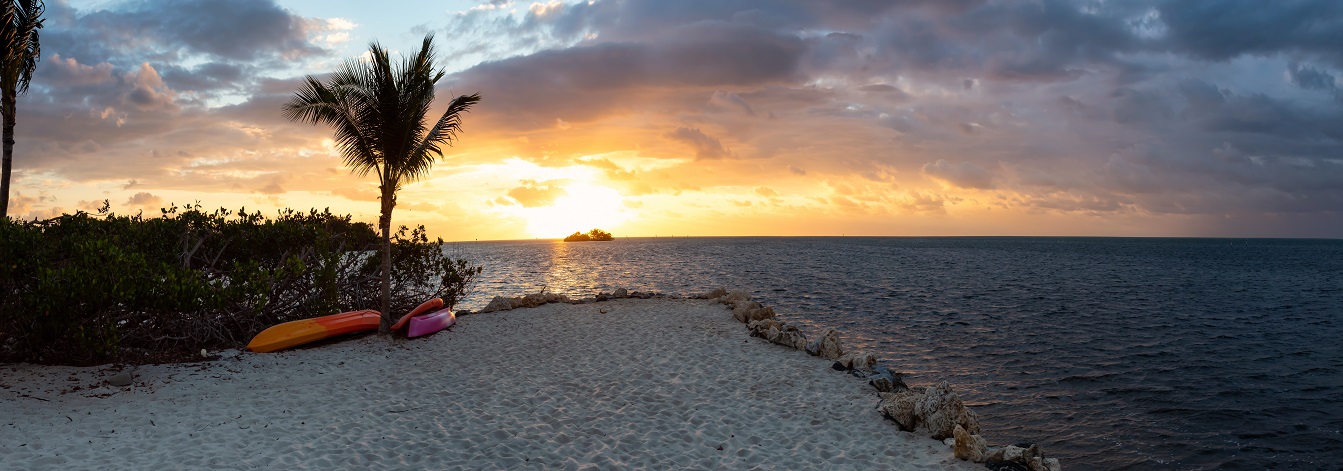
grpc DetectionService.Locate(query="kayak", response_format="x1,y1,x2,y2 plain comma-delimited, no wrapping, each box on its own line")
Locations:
247,310,381,353
407,308,455,338
391,298,444,332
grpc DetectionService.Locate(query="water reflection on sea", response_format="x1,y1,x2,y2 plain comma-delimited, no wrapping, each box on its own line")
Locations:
448,237,1343,470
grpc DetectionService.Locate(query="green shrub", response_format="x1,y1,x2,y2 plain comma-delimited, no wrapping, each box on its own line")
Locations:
0,202,480,364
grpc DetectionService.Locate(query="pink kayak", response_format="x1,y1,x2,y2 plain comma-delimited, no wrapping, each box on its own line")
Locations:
407,308,455,338
392,298,443,332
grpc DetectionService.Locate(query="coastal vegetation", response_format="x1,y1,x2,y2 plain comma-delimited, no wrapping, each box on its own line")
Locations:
0,203,480,365
563,228,614,242
0,0,45,219
282,34,480,334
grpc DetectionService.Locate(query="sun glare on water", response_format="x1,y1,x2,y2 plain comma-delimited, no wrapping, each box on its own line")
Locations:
522,182,628,238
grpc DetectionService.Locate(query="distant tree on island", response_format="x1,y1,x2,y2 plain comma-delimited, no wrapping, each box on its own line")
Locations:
564,228,614,242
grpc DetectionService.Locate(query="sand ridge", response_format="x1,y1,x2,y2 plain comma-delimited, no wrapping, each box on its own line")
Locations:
1,298,981,470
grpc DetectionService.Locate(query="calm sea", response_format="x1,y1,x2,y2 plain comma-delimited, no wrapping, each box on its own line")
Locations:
448,237,1343,470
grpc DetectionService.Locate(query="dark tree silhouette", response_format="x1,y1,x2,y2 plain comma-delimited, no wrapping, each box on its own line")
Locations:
283,35,480,333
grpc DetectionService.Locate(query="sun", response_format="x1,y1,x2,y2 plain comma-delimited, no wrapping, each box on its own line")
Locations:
520,182,629,238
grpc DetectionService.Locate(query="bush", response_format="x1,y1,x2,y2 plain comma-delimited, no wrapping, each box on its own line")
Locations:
0,202,480,364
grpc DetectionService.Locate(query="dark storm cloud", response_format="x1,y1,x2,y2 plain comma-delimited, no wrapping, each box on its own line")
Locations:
450,21,804,127
1287,63,1339,92
13,0,339,182
1157,0,1343,65
43,0,322,65
959,0,1140,81
159,62,249,94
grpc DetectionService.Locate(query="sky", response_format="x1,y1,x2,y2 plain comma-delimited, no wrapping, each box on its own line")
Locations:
7,0,1343,239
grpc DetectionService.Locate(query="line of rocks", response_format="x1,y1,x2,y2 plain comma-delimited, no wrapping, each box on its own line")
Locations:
702,288,1063,471
476,287,664,314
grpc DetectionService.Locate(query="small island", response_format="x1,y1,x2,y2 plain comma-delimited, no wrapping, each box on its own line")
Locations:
564,228,615,242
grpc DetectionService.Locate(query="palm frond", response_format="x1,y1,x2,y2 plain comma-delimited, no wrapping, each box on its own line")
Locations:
0,0,45,96
282,34,478,191
403,93,481,182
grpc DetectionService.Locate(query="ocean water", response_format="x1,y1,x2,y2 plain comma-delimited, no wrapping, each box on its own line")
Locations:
448,237,1343,470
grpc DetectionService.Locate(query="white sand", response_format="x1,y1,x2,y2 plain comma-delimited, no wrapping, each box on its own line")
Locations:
1,298,980,470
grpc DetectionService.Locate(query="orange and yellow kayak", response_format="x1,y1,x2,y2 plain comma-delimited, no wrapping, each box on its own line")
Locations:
247,310,382,353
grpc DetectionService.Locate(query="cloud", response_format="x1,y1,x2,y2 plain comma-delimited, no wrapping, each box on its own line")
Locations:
124,192,163,207
1288,63,1339,92
1156,1,1343,65
504,180,568,207
9,0,1343,237
50,0,326,63
447,21,804,129
43,54,115,86
922,160,995,189
122,63,177,111
666,127,729,159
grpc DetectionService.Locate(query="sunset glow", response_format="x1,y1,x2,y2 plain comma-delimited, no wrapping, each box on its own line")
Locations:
7,1,1342,239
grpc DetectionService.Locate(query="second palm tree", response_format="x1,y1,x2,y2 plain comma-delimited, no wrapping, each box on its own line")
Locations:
283,35,480,334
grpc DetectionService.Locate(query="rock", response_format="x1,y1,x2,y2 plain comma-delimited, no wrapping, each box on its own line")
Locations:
1028,457,1047,471
732,300,762,323
876,389,923,432
482,296,515,312
850,351,876,371
943,438,956,447
867,366,908,392
481,293,574,312
720,290,751,306
772,324,808,350
730,301,775,323
747,318,781,338
836,351,876,371
746,319,807,349
107,369,134,387
804,329,844,359
869,373,896,392
985,443,1055,471
749,306,776,322
916,381,980,440
613,288,628,298
701,288,728,299
953,425,987,462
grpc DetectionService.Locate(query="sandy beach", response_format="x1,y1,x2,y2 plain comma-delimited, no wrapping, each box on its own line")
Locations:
1,297,981,470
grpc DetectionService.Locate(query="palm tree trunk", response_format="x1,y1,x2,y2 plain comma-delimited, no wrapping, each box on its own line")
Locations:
377,183,394,334
1,87,16,220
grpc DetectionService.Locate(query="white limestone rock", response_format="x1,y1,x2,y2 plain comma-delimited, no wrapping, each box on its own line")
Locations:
952,425,987,462
915,381,980,440
804,329,844,359
876,389,923,432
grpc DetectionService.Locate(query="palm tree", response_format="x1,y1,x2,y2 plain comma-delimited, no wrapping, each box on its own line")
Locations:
283,34,480,334
0,0,44,219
